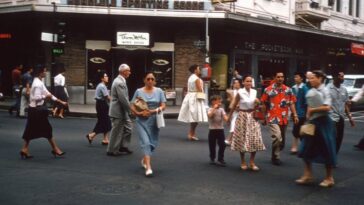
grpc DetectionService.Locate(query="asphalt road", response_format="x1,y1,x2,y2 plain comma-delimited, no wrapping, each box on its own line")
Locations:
0,111,363,205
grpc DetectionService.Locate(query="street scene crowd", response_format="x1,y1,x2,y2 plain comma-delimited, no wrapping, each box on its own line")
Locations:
4,62,364,188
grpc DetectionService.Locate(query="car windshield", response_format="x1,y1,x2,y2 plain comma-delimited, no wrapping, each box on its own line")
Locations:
327,79,355,87
354,79,364,88
343,79,355,87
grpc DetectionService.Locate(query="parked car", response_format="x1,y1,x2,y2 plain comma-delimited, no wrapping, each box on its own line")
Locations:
326,75,364,108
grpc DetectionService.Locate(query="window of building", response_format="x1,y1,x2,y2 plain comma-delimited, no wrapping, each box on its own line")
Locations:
336,0,341,12
356,0,361,17
349,0,353,15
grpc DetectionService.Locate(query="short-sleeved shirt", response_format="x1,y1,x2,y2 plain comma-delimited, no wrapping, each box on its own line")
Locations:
292,83,309,118
261,83,296,125
95,82,109,100
306,84,332,120
208,107,226,130
327,83,349,122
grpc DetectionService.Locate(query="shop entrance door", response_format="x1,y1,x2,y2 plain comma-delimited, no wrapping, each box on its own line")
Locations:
258,56,288,89
112,49,149,99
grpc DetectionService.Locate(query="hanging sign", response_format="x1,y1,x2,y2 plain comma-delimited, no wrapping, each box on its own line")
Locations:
351,43,364,56
116,32,149,46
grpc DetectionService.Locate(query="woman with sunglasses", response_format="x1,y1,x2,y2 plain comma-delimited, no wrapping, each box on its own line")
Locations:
85,71,111,146
130,72,166,177
178,64,208,141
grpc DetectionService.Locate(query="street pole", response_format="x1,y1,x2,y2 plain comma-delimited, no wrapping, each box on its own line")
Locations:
51,2,56,92
205,10,210,64
204,10,210,106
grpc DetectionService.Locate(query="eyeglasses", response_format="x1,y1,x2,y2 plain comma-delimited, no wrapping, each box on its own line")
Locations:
146,78,155,81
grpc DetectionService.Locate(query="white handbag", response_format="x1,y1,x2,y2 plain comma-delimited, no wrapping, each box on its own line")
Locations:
156,111,165,128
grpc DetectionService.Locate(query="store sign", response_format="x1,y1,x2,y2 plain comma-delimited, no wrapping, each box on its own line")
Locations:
117,32,149,46
243,42,304,55
351,43,364,56
0,33,11,39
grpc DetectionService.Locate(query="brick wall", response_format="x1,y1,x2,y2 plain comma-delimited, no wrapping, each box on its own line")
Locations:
58,33,86,86
174,29,205,89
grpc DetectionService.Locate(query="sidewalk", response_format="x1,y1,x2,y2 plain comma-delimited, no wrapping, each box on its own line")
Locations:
0,97,180,118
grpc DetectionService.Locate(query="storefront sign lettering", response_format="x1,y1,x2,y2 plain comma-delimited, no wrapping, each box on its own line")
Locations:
117,32,150,46
351,43,364,56
244,42,303,55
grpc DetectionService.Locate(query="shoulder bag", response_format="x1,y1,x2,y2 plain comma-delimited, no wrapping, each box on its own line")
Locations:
299,123,315,137
196,92,206,100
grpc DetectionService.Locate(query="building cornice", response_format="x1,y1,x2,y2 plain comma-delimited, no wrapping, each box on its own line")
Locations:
227,12,364,43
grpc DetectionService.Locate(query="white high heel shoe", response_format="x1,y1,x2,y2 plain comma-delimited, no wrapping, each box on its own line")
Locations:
145,169,153,177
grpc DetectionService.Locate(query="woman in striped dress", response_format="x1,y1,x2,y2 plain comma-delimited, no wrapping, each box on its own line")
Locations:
228,75,265,171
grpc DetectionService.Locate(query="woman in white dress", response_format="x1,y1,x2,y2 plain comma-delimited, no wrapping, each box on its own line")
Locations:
228,75,265,171
178,64,208,141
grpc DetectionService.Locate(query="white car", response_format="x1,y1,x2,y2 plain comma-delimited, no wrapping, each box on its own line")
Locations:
326,75,364,107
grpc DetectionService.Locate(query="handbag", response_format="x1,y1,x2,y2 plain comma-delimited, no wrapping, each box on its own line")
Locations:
299,123,315,137
196,92,206,100
133,96,148,112
253,104,265,121
156,110,165,128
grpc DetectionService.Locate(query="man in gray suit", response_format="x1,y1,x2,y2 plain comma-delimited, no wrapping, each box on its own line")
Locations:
107,64,133,156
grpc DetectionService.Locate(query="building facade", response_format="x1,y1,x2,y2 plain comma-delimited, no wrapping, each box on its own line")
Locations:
0,0,363,104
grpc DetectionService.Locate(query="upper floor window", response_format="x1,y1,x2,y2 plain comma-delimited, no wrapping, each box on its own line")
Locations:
336,0,341,12
349,0,353,15
356,0,361,17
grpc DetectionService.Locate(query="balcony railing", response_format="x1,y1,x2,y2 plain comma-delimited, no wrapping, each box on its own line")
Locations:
295,0,331,21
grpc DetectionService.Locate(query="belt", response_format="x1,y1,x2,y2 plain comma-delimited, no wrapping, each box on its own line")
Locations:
239,109,254,112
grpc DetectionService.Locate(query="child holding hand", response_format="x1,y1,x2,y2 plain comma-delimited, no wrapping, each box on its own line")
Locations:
208,95,229,166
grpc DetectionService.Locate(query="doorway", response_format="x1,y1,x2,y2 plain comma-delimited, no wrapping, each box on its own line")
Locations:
112,49,149,99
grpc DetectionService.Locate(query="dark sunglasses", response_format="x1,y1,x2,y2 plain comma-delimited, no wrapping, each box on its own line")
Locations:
146,78,155,81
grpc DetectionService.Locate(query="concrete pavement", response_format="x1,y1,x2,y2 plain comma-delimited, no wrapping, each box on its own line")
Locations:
0,111,363,205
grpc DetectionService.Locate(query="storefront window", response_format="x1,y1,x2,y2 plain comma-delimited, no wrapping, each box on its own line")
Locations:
149,51,173,89
87,50,112,89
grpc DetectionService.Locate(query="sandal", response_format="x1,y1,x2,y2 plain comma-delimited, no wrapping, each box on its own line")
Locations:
319,179,335,188
250,164,260,171
295,176,314,185
240,164,248,170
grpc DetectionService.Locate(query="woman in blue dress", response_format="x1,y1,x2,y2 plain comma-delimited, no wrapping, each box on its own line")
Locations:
131,72,166,177
296,70,336,188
